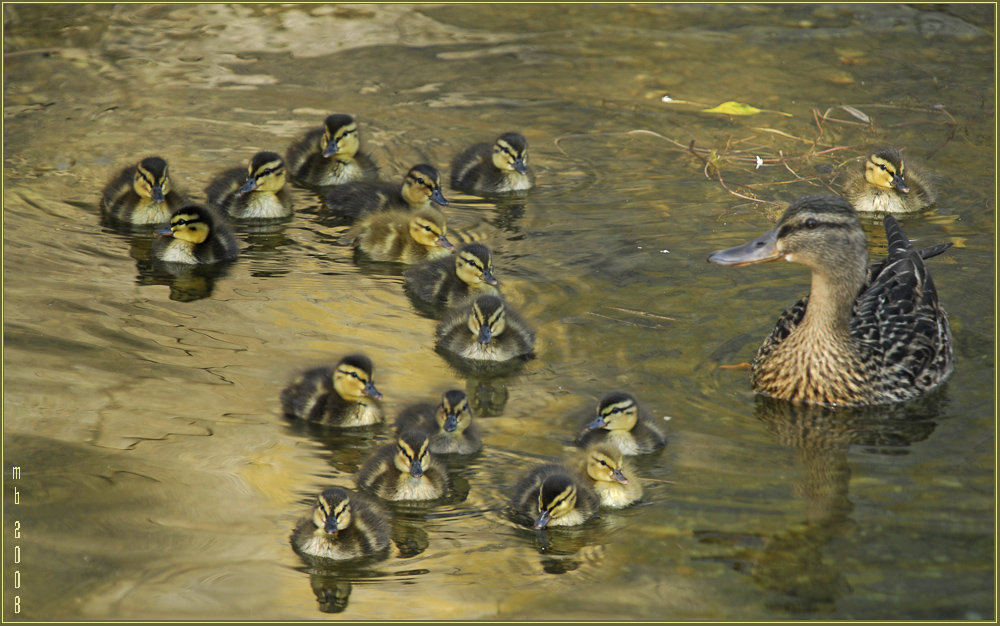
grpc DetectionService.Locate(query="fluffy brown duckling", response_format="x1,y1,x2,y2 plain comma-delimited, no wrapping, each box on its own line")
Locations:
575,391,668,456
393,389,482,455
404,243,500,314
842,146,935,214
510,464,599,529
450,132,534,194
435,294,535,363
152,204,239,264
291,487,392,560
280,354,384,427
347,206,455,264
101,156,187,225
286,113,379,187
326,163,448,220
355,429,450,501
575,443,643,509
205,151,293,219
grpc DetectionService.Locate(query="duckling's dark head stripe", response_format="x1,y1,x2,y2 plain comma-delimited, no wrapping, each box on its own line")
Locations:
497,132,528,153
409,163,441,185
459,243,492,265
324,114,356,133
250,151,284,172
339,354,374,377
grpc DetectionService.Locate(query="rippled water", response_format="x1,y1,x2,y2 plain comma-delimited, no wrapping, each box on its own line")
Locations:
3,4,994,620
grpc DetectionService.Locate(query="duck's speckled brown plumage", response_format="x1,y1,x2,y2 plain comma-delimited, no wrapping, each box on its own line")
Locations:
709,194,953,406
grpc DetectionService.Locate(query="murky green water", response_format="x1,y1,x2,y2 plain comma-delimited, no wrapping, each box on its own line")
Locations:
3,4,994,620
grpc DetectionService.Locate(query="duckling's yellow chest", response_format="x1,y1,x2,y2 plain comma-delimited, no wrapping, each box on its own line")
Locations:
158,239,199,264
496,172,532,193
298,530,360,560
593,480,640,509
390,473,443,501
603,431,641,456
240,191,290,219
340,401,382,427
132,198,173,225
317,159,365,186
547,509,588,527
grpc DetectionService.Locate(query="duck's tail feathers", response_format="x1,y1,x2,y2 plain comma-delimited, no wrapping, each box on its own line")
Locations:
883,214,912,255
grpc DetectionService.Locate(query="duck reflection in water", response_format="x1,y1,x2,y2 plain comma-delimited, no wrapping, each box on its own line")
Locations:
694,394,941,612
121,231,236,302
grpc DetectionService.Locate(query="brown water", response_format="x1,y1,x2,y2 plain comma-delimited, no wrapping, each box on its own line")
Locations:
3,4,994,620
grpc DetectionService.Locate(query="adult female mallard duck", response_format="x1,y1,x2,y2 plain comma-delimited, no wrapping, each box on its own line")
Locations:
708,194,953,406
404,243,500,314
356,429,450,501
152,204,239,264
393,389,482,455
435,294,535,363
291,487,392,561
450,132,534,194
326,163,448,220
286,113,379,187
842,146,936,214
346,206,455,264
574,443,643,509
205,151,293,220
281,354,384,427
575,391,668,456
101,156,187,225
510,464,599,529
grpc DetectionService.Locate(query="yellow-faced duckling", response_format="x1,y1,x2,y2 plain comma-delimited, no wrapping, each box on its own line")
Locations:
842,147,935,214
435,294,535,362
152,204,239,264
347,206,455,264
281,354,384,427
576,391,668,456
356,429,450,501
393,389,482,455
708,194,953,406
404,243,500,312
291,487,392,560
450,132,535,194
205,151,293,220
286,113,379,187
101,156,187,225
575,443,643,509
510,464,599,529
326,163,448,220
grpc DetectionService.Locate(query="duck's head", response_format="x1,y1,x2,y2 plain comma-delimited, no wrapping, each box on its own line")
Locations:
455,243,498,287
436,389,472,433
401,164,448,207
408,207,455,251
491,132,529,174
154,204,215,244
706,195,867,279
311,487,353,534
587,391,640,432
133,156,171,203
240,151,286,194
583,443,630,485
320,114,360,159
863,147,910,194
393,430,432,478
332,354,382,402
466,294,507,345
534,474,578,529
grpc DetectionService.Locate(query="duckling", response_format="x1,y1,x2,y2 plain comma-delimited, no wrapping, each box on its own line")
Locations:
347,206,455,264
575,443,643,509
393,389,482,455
842,147,935,214
708,194,953,406
575,391,668,456
101,156,187,225
510,464,599,529
291,487,392,560
326,163,448,220
450,132,535,194
435,294,536,362
286,113,379,187
152,204,239,264
205,151,293,220
281,354,384,427
355,429,450,501
404,243,500,313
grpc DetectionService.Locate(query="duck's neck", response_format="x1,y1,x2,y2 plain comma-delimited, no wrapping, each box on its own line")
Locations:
797,264,866,345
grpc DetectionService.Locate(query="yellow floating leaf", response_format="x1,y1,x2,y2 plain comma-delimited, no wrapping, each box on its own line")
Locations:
703,101,762,115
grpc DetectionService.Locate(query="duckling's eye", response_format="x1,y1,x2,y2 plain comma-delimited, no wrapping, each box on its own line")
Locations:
805,218,818,229
416,177,426,185
599,460,608,467
423,225,433,232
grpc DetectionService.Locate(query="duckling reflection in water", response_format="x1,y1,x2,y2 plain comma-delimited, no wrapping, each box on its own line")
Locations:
510,464,599,529
286,113,379,187
574,443,643,508
281,354,384,428
102,156,187,225
346,207,455,264
404,243,500,316
205,151,293,220
153,204,239,265
576,391,668,456
842,147,935,214
393,389,482,455
291,487,392,561
708,194,953,406
326,163,448,220
435,294,535,363
450,132,534,194
356,430,450,501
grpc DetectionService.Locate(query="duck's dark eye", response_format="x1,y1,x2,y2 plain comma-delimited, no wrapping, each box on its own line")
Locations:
805,218,818,229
